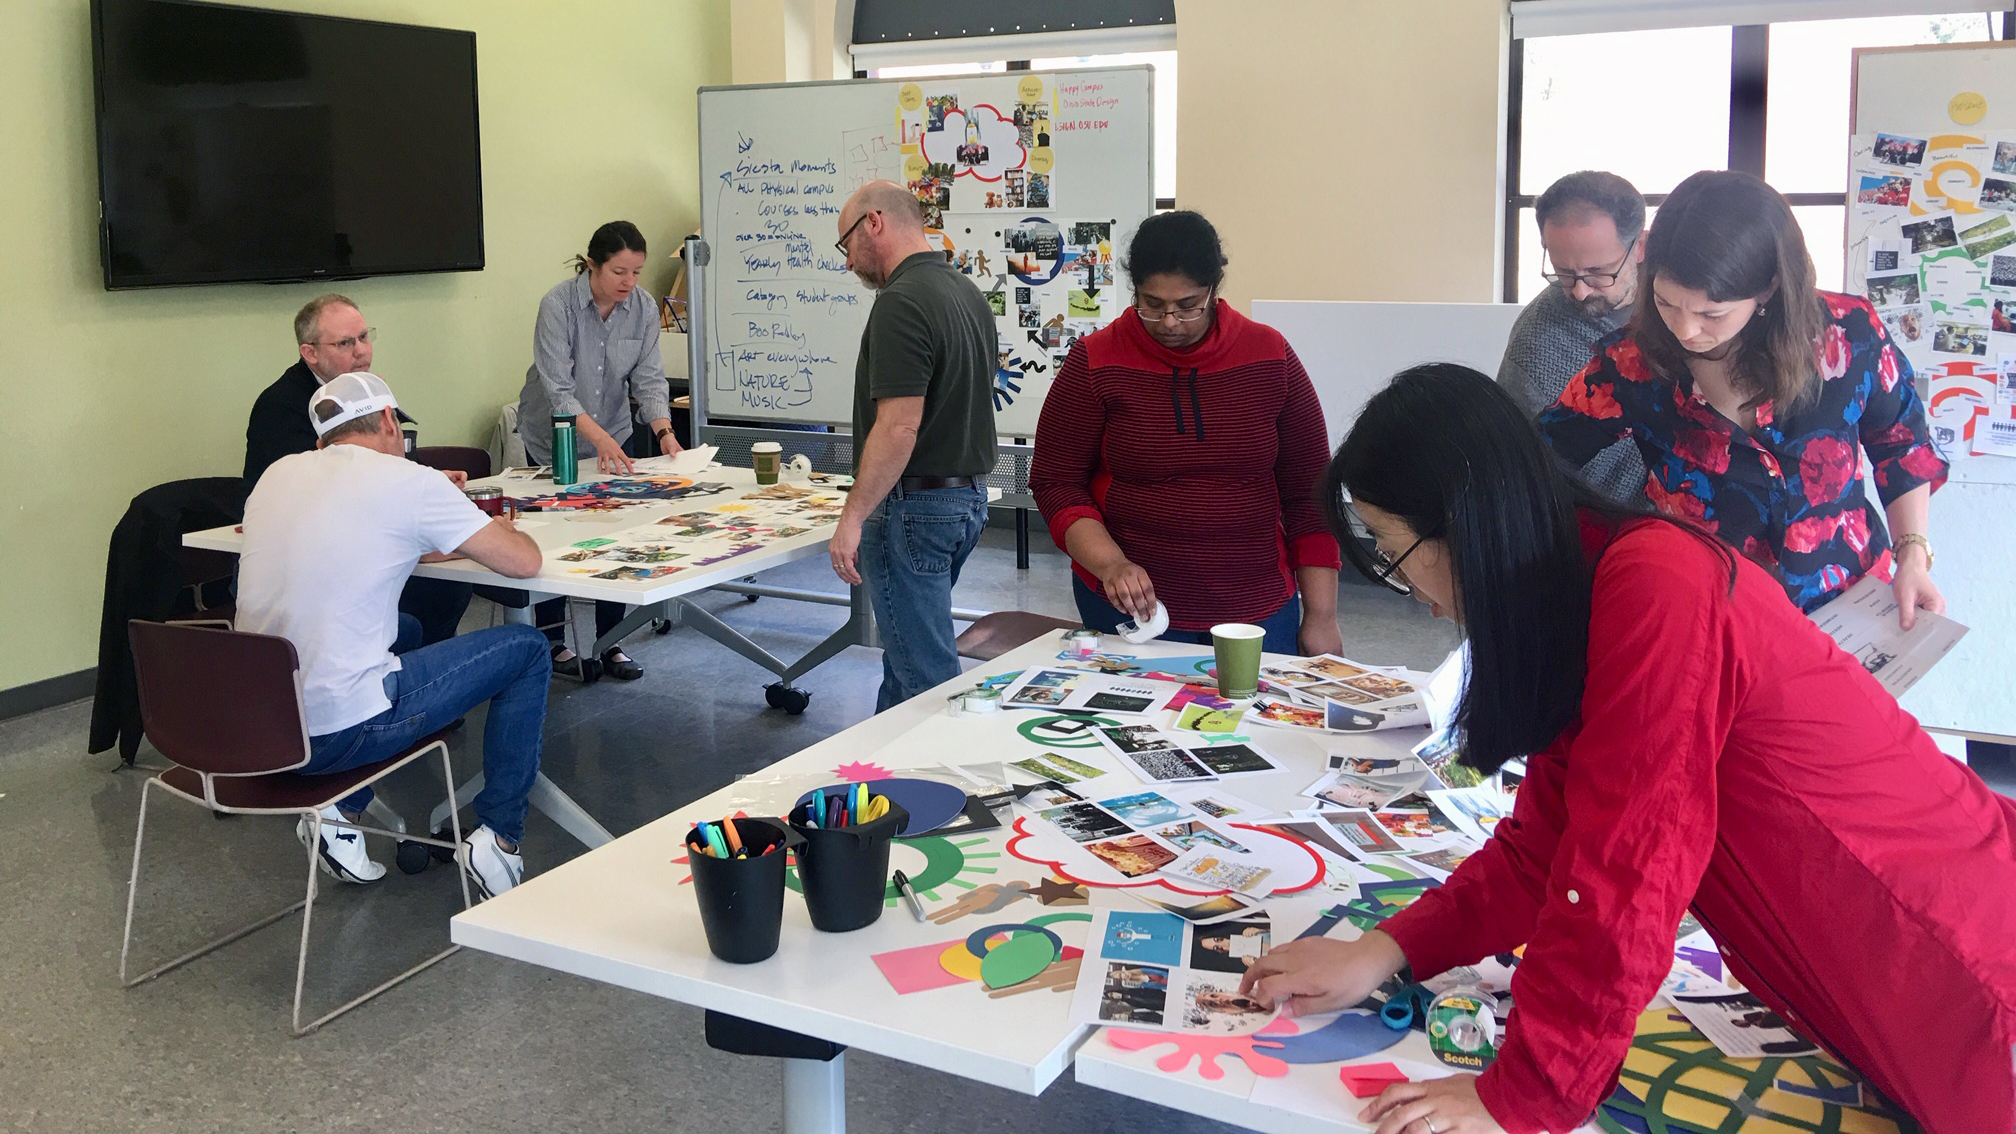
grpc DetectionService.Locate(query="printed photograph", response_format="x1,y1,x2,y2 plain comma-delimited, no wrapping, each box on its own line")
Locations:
1071,220,1112,245
1260,664,1323,688
1099,724,1180,754
1122,748,1217,782
1324,701,1386,732
1900,214,1958,254
1190,916,1270,973
1864,272,1921,308
1084,691,1157,713
1871,132,1928,169
1339,672,1416,700
1191,743,1275,776
924,93,959,131
1301,656,1370,681
1961,213,2016,259
1036,802,1130,843
1856,173,1913,207
1980,176,2016,214
1870,249,1899,272
1100,911,1186,965
1320,811,1404,854
1177,973,1274,1034
1187,794,1248,819
987,291,1007,316
1042,752,1108,779
1009,756,1078,785
1933,320,1989,357
1153,820,1246,854
1027,173,1052,208
1252,818,1362,860
1993,255,2016,288
1138,893,1256,922
1996,140,2016,176
1374,807,1452,840
1097,963,1169,1025
1303,680,1379,705
1017,302,1042,328
1252,697,1325,729
1101,791,1192,828
1067,288,1101,318
1004,169,1026,208
1314,776,1401,810
1406,846,1474,874
1084,834,1180,877
1878,303,1929,346
1006,218,1063,260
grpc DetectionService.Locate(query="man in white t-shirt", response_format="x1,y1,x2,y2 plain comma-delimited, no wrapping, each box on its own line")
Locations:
237,373,549,897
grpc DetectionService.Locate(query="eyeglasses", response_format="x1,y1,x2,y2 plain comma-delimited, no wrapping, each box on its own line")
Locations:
318,328,375,352
1541,236,1638,290
1133,295,1214,325
835,211,877,256
1368,534,1426,596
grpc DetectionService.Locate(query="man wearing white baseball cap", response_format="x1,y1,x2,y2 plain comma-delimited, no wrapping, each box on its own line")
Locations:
236,372,551,897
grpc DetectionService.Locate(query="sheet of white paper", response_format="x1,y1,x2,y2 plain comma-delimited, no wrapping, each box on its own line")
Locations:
629,445,720,475
1161,846,1275,896
1669,991,1819,1058
1806,573,1968,696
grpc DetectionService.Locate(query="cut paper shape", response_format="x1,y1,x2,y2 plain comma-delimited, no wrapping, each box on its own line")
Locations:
795,777,967,836
1103,1017,1296,1081
987,948,1082,998
1339,1061,1410,1098
926,881,1033,924
981,929,1062,988
1250,1010,1405,1065
873,940,976,994
1674,944,1724,982
832,761,893,782
1773,1076,1862,1106
1026,877,1089,905
940,939,996,982
965,922,1064,960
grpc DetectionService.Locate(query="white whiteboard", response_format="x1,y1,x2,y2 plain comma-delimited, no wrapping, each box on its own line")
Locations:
1850,43,2016,739
1252,301,1524,449
696,69,1156,436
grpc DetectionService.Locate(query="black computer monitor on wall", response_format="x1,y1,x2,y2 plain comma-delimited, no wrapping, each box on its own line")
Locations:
90,0,484,290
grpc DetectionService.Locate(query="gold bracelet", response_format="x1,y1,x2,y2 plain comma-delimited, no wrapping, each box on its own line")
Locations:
1893,532,1933,569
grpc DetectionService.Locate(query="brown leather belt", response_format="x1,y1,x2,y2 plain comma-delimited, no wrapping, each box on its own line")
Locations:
898,475,979,491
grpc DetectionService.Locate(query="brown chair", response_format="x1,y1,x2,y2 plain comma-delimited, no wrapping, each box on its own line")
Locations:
954,611,1083,662
412,445,492,480
120,620,470,1035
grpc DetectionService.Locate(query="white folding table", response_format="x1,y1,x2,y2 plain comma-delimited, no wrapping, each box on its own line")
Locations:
183,464,926,848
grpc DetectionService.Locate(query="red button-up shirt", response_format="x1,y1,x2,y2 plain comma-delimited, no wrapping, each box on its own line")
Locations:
1380,515,2016,1133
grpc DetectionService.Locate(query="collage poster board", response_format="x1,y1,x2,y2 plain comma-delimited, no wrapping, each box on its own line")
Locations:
1848,43,2016,739
695,68,1156,437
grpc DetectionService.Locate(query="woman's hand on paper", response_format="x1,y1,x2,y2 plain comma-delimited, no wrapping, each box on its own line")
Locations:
1237,929,1405,1018
1362,1075,1506,1134
1890,553,1943,631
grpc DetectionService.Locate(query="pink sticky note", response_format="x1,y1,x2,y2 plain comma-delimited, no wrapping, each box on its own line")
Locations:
871,940,972,994
1339,1062,1410,1099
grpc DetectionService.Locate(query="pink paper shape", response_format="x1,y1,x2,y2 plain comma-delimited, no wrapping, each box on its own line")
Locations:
871,940,973,994
832,760,893,782
1339,1062,1410,1099
1102,1017,1296,1080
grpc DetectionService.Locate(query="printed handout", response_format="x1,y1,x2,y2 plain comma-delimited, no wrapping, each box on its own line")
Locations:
1428,788,1508,843
1161,848,1274,896
1669,991,1819,1058
1071,910,1280,1035
1807,573,1967,697
1000,668,1180,716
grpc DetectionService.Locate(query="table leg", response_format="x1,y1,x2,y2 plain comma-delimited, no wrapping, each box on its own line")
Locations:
782,1052,846,1134
428,772,613,850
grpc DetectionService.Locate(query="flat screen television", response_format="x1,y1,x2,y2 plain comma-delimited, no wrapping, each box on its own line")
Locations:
90,0,484,289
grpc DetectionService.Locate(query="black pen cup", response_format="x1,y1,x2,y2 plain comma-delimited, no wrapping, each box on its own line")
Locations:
688,818,798,964
788,793,910,933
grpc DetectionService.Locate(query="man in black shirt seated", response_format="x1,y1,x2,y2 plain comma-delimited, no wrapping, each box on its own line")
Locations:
243,295,473,646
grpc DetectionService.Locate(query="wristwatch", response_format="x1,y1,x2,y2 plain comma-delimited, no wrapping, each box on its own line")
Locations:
1893,532,1933,569
654,426,675,444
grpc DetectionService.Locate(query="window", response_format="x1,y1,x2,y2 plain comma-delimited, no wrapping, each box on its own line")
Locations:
1507,12,2008,303
869,61,1011,79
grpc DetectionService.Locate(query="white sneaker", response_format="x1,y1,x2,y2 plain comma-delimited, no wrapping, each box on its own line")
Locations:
297,804,386,884
458,825,524,898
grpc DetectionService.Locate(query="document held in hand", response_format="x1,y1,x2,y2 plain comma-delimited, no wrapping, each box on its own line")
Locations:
1807,573,1967,697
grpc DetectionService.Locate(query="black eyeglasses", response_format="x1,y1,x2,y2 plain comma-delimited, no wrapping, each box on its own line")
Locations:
835,211,877,256
1542,236,1638,290
1369,535,1427,595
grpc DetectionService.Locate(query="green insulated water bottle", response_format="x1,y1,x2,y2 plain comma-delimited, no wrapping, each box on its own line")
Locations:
551,415,577,487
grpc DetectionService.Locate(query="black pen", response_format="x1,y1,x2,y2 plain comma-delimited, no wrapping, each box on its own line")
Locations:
892,870,927,922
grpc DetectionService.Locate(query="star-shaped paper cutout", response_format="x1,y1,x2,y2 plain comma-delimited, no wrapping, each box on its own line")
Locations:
1027,877,1088,905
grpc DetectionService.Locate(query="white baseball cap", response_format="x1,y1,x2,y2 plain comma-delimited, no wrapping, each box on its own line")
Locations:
309,372,400,437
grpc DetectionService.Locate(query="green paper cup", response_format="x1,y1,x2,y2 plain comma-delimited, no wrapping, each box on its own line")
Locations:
1210,623,1266,699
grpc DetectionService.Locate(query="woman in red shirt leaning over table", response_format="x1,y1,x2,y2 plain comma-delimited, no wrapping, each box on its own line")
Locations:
1538,170,1947,624
1029,210,1342,656
1240,363,2016,1134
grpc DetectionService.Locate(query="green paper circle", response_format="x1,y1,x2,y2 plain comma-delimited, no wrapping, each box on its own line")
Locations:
980,929,1062,989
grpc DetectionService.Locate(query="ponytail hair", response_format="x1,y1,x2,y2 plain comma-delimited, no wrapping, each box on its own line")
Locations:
571,220,648,274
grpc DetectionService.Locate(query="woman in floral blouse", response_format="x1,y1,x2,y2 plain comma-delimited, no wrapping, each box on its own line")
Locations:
1539,170,1947,620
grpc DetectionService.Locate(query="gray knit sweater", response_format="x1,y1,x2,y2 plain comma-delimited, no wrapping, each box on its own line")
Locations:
1496,286,1647,504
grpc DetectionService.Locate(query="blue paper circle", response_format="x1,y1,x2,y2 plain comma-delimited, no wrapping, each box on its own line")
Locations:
794,777,967,837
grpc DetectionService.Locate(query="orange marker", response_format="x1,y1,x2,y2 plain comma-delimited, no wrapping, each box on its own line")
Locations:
721,815,745,856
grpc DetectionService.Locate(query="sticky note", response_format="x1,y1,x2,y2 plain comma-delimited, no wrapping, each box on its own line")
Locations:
1339,1062,1410,1099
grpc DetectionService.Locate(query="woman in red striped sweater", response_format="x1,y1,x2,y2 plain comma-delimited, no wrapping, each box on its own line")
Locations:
1030,211,1342,654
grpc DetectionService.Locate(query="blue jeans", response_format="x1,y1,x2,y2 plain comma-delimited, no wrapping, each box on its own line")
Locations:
1071,574,1304,656
858,483,989,712
303,622,551,843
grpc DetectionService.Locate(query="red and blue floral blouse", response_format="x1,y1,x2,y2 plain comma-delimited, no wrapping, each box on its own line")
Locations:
1538,292,1948,611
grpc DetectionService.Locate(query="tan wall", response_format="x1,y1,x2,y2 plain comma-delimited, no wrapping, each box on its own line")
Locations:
733,0,851,82
1173,0,1508,309
0,0,731,693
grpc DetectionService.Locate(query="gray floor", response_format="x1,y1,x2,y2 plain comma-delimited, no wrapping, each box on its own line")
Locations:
0,529,1462,1134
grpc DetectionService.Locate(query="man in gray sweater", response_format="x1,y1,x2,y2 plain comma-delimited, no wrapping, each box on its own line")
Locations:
1497,171,1648,504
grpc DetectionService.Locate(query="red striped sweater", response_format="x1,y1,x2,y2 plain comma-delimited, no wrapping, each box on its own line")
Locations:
1029,300,1341,631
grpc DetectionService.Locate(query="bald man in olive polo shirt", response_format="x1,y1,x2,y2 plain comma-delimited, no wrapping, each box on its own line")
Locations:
829,181,997,712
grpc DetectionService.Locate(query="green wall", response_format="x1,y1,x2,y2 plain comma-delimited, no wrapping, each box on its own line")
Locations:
0,0,731,694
